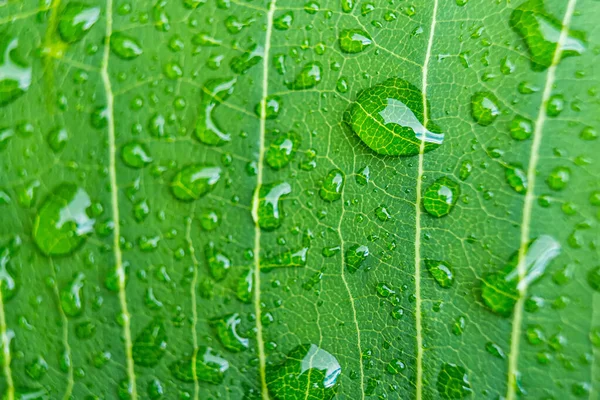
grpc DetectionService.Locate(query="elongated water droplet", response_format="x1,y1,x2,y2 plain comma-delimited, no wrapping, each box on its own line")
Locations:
170,164,221,202
426,260,455,288
204,242,231,281
236,267,253,303
505,163,528,194
58,3,100,43
33,184,95,256
0,36,32,107
510,0,586,71
254,182,291,231
262,245,309,270
230,44,263,74
171,346,229,384
195,78,236,146
338,29,372,53
132,319,167,367
210,313,249,352
110,33,143,60
423,177,460,218
481,235,560,316
267,344,341,400
319,169,345,202
60,273,85,317
0,248,18,301
347,78,444,156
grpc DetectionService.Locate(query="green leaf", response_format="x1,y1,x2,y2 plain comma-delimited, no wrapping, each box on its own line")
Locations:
0,0,598,399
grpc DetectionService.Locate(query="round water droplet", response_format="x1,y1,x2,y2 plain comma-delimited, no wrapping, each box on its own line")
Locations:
423,177,460,218
0,36,32,107
254,182,291,231
505,163,528,194
266,344,341,400
510,115,533,140
319,169,345,202
195,78,236,146
471,91,500,126
338,29,372,54
458,160,473,181
546,166,570,191
199,208,220,231
546,94,564,117
58,3,100,43
274,11,294,30
345,244,369,273
287,62,322,90
437,363,472,399
347,78,444,156
375,205,391,221
132,319,167,367
425,260,454,288
47,127,69,152
209,313,249,352
266,131,300,170
170,164,221,202
33,184,95,256
170,346,229,384
110,33,143,60
121,141,152,168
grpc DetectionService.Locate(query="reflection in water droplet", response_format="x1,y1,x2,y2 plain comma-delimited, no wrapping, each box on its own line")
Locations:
287,62,322,90
347,78,444,156
481,235,560,316
132,319,167,367
319,169,345,202
58,3,101,43
171,346,229,384
0,36,32,107
210,313,249,352
339,29,372,54
274,11,294,30
510,0,586,71
437,363,472,399
267,344,341,400
254,182,291,231
423,177,460,218
471,91,500,126
262,245,309,271
170,164,221,202
33,184,95,256
195,78,236,146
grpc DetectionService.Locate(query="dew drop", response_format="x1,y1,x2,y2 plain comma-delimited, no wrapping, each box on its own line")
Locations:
587,266,600,292
274,11,294,30
437,363,472,399
171,346,229,384
510,115,533,140
210,313,249,352
121,141,152,169
347,78,444,156
423,177,460,218
458,160,473,181
256,95,281,119
356,166,370,186
33,184,95,256
471,91,500,126
132,319,167,367
47,127,69,152
110,33,143,60
266,131,300,169
0,248,19,301
60,273,85,317
0,36,32,107
170,164,221,202
319,169,345,202
57,3,100,43
230,44,263,74
287,62,322,90
345,244,369,273
254,182,291,231
425,260,455,288
504,163,528,194
338,29,372,54
204,242,231,281
546,166,570,191
195,78,236,146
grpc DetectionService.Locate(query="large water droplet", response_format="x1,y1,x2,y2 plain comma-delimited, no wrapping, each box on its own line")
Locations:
132,319,167,367
423,177,460,218
510,0,586,71
319,169,345,202
481,235,560,316
347,78,444,156
254,182,291,231
57,3,100,43
437,363,472,399
210,313,249,352
0,36,32,107
339,29,372,53
171,346,229,384
471,91,500,126
267,344,341,400
33,184,95,256
170,164,221,202
195,78,236,146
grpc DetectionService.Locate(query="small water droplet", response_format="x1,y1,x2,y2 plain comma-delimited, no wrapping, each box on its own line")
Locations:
345,244,369,273
121,141,152,168
266,131,300,169
204,242,231,281
546,166,570,191
505,164,528,194
170,346,229,384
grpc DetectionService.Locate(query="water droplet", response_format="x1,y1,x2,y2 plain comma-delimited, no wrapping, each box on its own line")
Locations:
274,11,294,30
426,260,454,288
199,208,220,231
121,141,152,168
546,93,564,117
0,36,32,107
230,44,263,74
153,0,171,32
47,127,69,152
170,164,221,202
110,33,143,60
204,242,231,281
347,78,444,156
57,3,100,43
345,244,369,273
267,344,341,400
485,342,506,359
236,268,253,303
386,359,406,375
33,184,95,256
319,169,345,202
375,205,391,222
210,313,249,352
0,248,18,301
546,166,570,191
195,78,236,146
132,319,167,367
423,177,460,218
356,166,370,186
471,91,500,126
458,160,473,181
254,182,291,231
341,0,355,13
148,378,165,400
263,245,309,270
171,346,229,384
60,273,85,317
75,320,96,339
505,164,528,194
587,267,600,292
287,62,322,90
256,95,281,119
437,363,472,399
338,29,372,54
481,236,560,316
510,115,533,140
26,356,48,380
266,131,300,169
452,316,466,336
510,0,586,71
